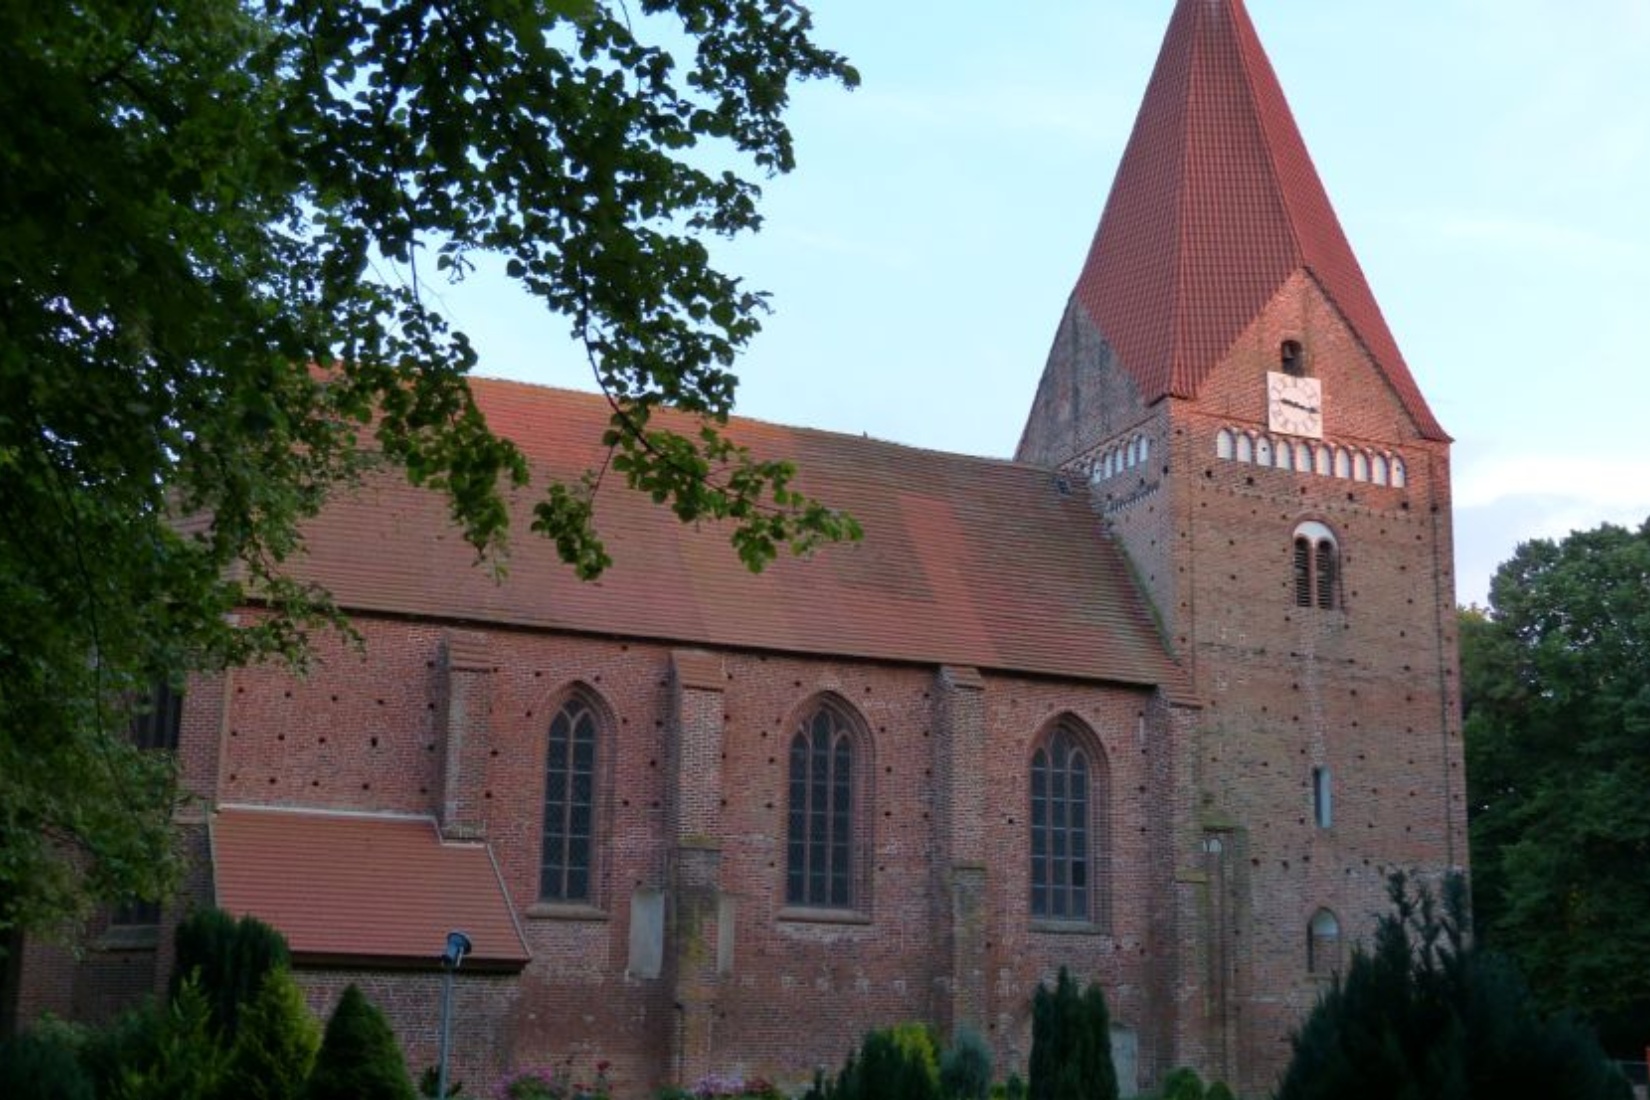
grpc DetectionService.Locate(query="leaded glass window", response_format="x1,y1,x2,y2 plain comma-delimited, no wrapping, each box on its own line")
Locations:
786,704,855,908
541,697,598,902
1031,726,1093,922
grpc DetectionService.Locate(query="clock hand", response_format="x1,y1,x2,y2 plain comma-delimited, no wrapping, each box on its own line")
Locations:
1283,398,1320,413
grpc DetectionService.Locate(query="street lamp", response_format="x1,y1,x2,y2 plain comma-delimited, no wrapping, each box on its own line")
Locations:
436,930,472,1100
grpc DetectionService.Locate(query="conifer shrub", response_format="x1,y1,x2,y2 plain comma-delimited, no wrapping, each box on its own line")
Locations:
0,1026,97,1100
939,1026,993,1100
1029,968,1118,1100
170,906,290,1041
306,984,416,1100
222,967,321,1100
1275,872,1631,1100
888,1022,941,1096
810,1024,942,1100
109,975,227,1100
1159,1066,1203,1100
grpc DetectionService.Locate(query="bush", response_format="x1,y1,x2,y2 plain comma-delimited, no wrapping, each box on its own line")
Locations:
1203,1083,1235,1100
1029,968,1117,1100
0,1026,97,1100
171,907,290,1041
1276,872,1631,1100
419,1064,465,1097
939,1027,993,1100
688,1071,779,1099
109,976,227,1100
812,1025,942,1100
223,967,321,1100
306,984,415,1100
1159,1067,1203,1100
497,1058,611,1100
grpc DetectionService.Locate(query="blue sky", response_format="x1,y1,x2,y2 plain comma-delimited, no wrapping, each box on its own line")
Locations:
428,1,1650,609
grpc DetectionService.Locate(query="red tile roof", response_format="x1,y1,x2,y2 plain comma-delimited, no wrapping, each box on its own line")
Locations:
1073,0,1446,441
292,380,1189,697
211,805,530,970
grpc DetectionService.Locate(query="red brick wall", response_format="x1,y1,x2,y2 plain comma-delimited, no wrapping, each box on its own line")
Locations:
199,619,1179,1093
1019,276,1464,1094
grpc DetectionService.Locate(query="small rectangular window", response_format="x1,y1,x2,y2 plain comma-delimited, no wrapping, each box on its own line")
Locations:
1312,766,1332,829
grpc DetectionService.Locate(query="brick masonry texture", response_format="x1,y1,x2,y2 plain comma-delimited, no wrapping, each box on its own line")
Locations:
7,4,1462,1096
1022,273,1463,1093
211,628,1184,1094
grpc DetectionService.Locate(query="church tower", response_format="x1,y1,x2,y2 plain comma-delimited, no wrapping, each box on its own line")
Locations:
1019,0,1465,1089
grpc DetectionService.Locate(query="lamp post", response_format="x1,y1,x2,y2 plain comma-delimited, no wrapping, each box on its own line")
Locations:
437,930,472,1100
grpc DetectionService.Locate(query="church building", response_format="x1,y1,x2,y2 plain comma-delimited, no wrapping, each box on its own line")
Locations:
4,1,1464,1095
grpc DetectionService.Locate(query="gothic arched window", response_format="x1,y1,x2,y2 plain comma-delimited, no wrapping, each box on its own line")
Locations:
1030,721,1109,927
1292,521,1340,610
541,694,602,903
787,700,863,909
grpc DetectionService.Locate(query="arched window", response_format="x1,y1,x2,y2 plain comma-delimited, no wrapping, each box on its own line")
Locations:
1308,909,1342,975
1391,457,1408,488
1313,445,1332,477
1216,428,1235,460
787,700,861,909
1138,435,1151,467
1371,454,1389,486
1334,448,1351,479
1030,721,1109,927
1312,766,1332,828
1255,436,1273,467
1236,433,1254,464
1281,339,1305,377
1276,440,1294,471
541,694,602,903
1353,451,1370,482
1292,521,1340,610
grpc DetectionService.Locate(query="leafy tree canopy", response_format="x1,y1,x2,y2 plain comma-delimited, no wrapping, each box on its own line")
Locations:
1462,519,1650,1041
0,0,857,935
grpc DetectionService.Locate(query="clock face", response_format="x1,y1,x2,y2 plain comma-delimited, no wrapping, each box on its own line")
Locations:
1267,372,1324,439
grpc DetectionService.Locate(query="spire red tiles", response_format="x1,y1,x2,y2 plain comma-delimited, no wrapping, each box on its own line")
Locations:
1073,0,1446,440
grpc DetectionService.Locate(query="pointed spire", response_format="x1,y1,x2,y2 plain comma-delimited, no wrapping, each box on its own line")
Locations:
1073,0,1445,440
